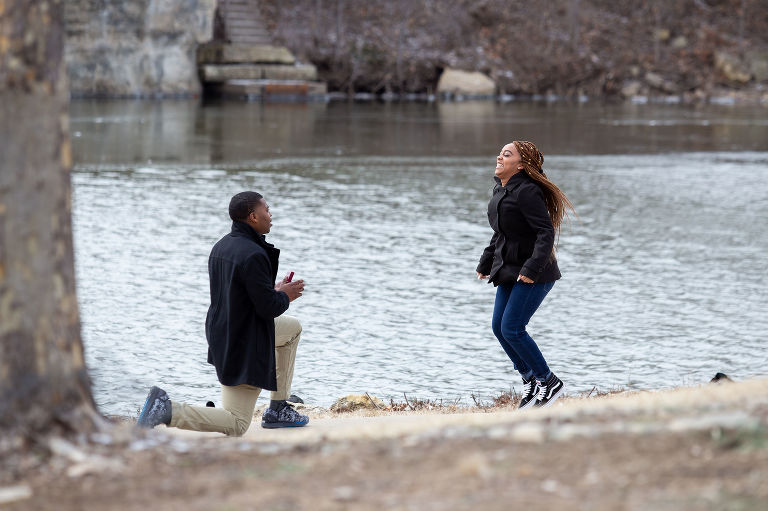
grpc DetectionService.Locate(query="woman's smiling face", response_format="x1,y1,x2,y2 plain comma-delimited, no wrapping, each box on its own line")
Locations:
495,142,522,183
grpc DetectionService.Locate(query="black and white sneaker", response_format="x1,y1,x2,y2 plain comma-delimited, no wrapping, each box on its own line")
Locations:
534,373,565,408
518,376,539,410
261,402,309,429
137,386,172,428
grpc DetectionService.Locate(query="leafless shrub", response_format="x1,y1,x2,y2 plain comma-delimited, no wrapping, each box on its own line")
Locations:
260,0,768,97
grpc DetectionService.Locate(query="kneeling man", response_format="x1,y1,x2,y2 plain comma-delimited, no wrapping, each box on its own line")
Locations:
138,191,308,435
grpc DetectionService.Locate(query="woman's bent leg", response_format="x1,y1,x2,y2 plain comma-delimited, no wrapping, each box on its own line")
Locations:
498,281,555,381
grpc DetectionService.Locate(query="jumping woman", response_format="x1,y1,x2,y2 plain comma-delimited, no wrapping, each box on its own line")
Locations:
476,140,575,409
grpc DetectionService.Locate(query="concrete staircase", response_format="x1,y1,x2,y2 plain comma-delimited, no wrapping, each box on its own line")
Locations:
216,0,272,45
199,0,326,100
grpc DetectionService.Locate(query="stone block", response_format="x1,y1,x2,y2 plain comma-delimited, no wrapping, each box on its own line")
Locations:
307,81,327,95
147,0,215,38
644,72,678,93
201,64,317,82
197,42,296,64
264,82,309,95
653,28,671,41
330,394,386,413
215,80,262,96
437,68,496,96
65,0,215,96
214,79,327,99
714,51,751,84
671,36,688,49
621,80,642,98
263,64,317,81
747,50,768,82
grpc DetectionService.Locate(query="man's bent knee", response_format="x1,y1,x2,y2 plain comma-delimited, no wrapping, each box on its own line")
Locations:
276,315,302,335
229,418,252,437
275,316,302,348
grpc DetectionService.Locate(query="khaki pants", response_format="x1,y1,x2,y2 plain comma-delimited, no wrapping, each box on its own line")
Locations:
169,315,301,437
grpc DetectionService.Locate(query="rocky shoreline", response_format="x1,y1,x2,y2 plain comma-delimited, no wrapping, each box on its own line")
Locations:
262,0,768,105
324,85,767,106
61,1,768,106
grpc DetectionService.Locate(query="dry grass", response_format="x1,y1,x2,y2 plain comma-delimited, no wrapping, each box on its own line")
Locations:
332,385,633,415
108,386,634,422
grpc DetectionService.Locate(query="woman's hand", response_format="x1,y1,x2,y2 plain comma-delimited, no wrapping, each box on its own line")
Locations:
476,272,489,280
517,274,534,283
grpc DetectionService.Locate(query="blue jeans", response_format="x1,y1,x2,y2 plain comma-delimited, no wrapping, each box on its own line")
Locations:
491,281,555,382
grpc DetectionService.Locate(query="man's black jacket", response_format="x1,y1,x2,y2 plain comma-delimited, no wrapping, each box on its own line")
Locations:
477,172,561,285
205,221,290,390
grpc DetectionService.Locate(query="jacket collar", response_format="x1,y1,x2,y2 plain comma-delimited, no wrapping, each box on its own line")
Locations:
494,171,529,190
231,220,273,249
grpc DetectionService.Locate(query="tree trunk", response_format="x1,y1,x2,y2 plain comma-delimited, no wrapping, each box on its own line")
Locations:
0,0,99,436
568,0,581,47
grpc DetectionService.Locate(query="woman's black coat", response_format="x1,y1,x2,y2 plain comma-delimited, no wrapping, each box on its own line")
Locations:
205,221,290,390
476,172,561,285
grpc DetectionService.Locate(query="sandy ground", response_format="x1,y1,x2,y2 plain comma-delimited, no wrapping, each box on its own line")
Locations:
2,378,768,510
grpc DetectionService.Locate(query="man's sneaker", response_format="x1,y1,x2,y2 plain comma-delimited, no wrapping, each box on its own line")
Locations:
261,402,309,429
137,386,172,428
518,376,539,410
534,373,565,408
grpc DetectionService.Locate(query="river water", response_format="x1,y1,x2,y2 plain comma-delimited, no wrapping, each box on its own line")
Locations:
69,99,768,417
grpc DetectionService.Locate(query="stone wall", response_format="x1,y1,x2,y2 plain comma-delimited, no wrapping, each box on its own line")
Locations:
64,0,216,97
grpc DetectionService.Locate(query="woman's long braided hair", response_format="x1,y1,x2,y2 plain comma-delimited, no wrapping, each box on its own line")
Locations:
513,140,575,245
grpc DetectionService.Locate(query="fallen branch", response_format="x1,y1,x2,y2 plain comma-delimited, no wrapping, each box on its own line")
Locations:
365,392,383,410
403,393,414,411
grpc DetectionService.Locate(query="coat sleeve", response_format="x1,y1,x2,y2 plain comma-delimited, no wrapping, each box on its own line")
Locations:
517,183,555,281
476,230,498,275
241,252,290,320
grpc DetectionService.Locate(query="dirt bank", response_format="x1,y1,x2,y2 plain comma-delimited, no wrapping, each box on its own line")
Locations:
261,0,768,103
2,377,767,510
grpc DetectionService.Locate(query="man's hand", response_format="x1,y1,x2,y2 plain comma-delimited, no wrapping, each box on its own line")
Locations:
275,279,305,302
476,272,489,280
517,274,534,283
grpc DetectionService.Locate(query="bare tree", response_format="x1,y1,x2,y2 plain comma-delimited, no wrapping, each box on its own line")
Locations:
393,0,416,91
334,0,344,62
568,0,581,47
0,0,99,438
313,0,323,46
738,0,747,45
